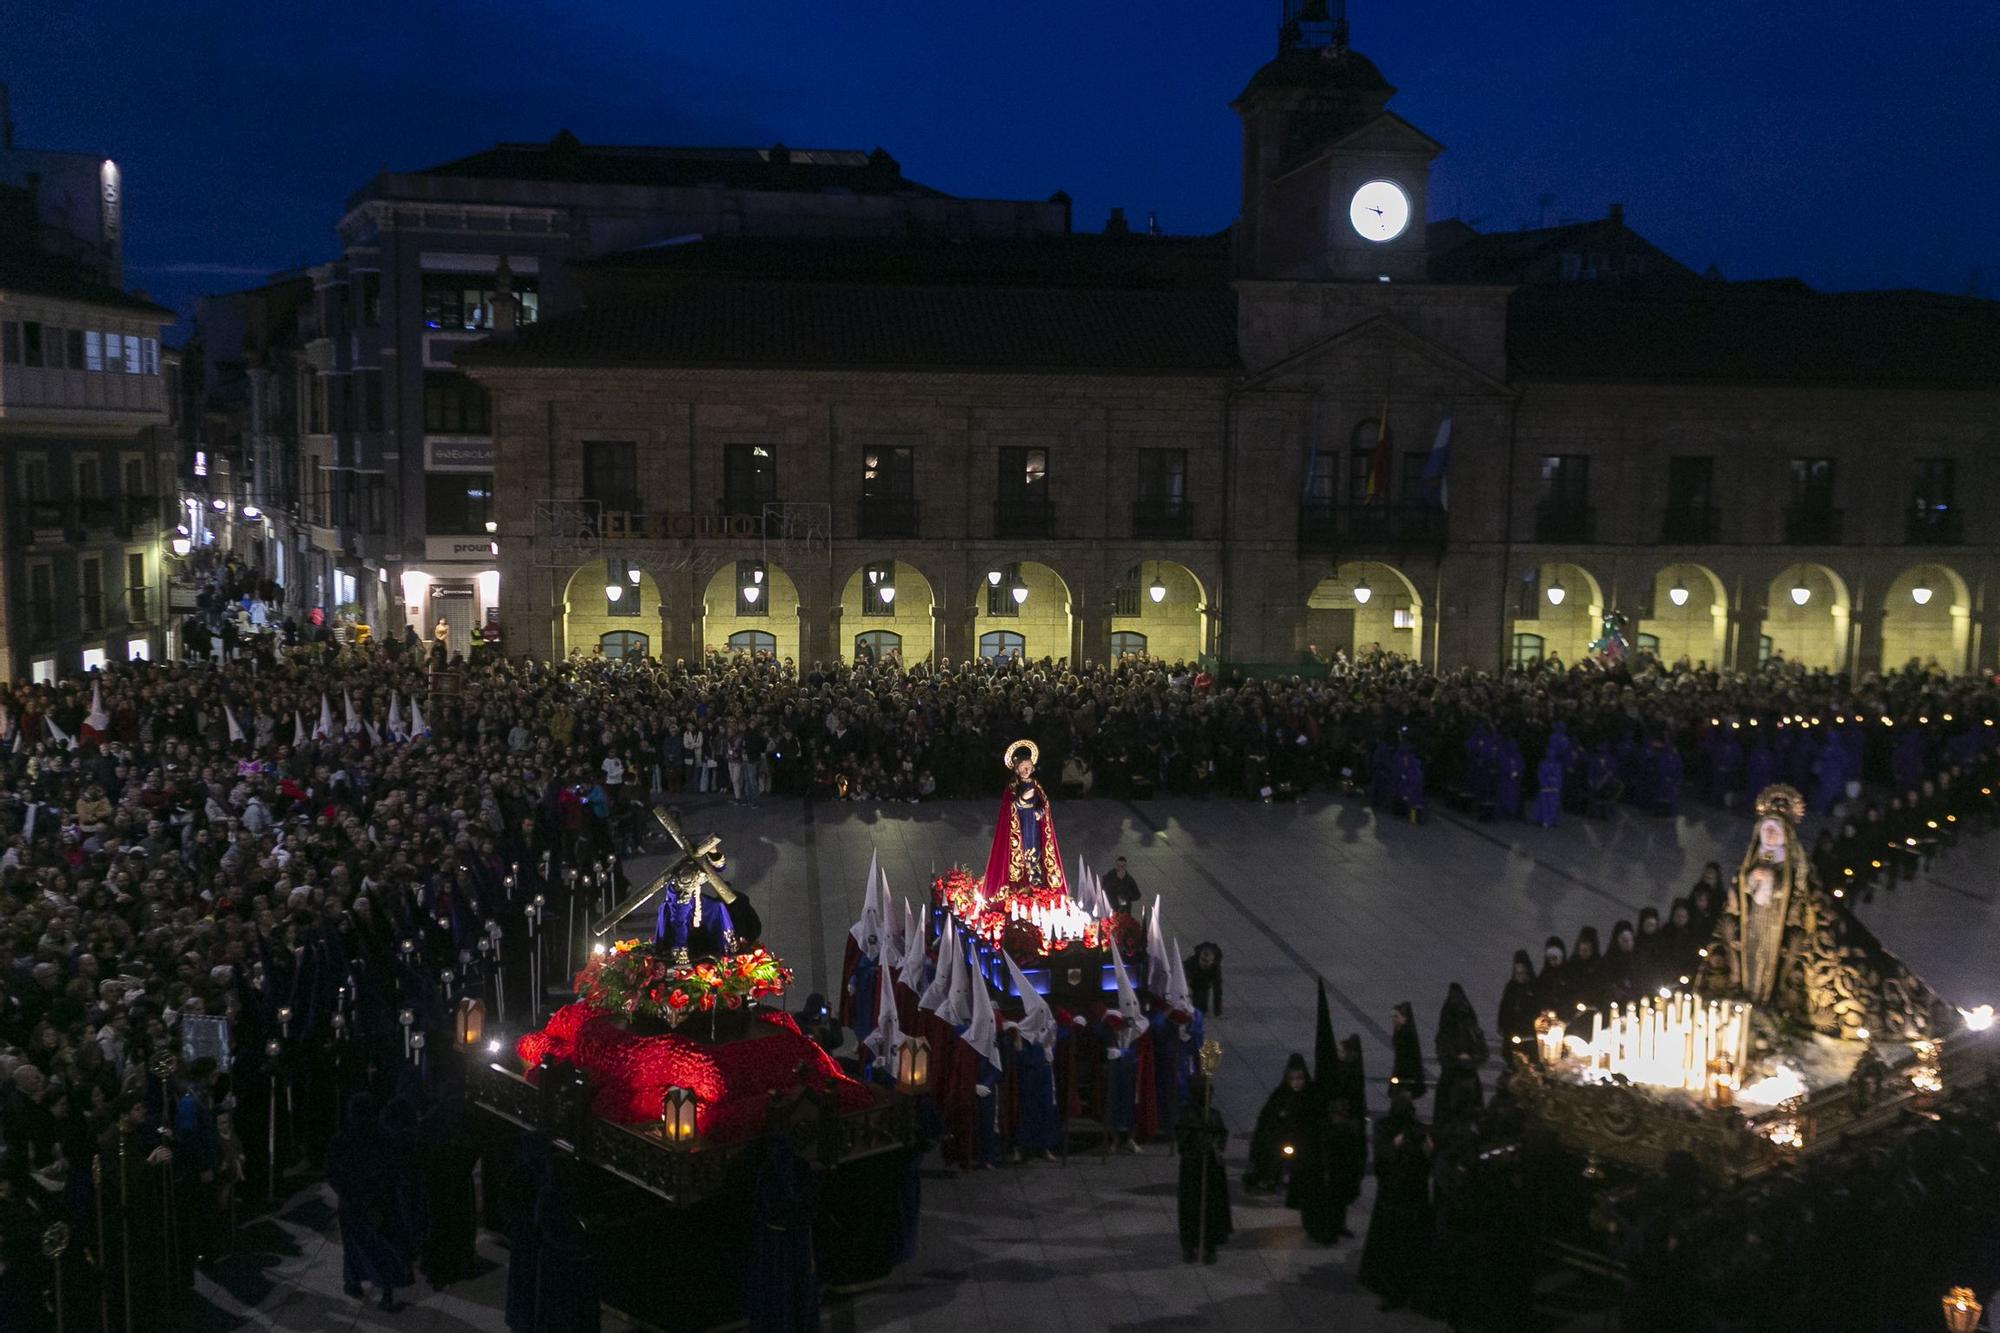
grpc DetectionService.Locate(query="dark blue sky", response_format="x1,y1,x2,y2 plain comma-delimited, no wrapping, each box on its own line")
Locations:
5,0,1995,322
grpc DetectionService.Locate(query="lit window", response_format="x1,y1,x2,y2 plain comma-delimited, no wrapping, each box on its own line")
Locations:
127,637,151,662
85,331,103,371
30,658,55,685
81,648,107,673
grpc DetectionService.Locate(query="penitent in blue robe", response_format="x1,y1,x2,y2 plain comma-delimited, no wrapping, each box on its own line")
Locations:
1530,756,1563,827
1011,1039,1062,1153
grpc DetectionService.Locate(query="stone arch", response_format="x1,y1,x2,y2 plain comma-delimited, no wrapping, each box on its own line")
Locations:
1113,559,1209,664
1642,563,1728,668
562,560,665,659
838,559,937,665
1764,563,1851,670
1881,562,1971,673
700,559,802,663
971,560,1072,663
1305,560,1424,664
1511,561,1604,665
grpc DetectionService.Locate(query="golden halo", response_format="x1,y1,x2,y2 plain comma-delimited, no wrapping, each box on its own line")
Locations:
1003,738,1039,770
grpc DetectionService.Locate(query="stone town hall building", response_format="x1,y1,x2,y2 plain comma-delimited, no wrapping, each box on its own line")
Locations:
466,5,2000,674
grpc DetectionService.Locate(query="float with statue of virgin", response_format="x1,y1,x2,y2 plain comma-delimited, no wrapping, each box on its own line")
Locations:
1510,785,1996,1182
930,739,1147,1004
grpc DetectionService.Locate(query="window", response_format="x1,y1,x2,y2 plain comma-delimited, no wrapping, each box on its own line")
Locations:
421,273,540,331
996,446,1051,536
599,631,649,660
1637,632,1661,655
122,456,145,497
735,560,768,617
307,370,326,433
81,557,103,630
142,337,158,374
0,322,18,363
1510,633,1545,668
986,563,1023,617
104,333,123,370
123,335,141,374
1136,449,1187,510
1789,457,1835,508
364,476,386,534
1304,447,1337,505
1110,631,1148,658
20,458,48,503
30,658,54,685
422,371,489,434
1536,455,1593,541
126,637,150,662
603,559,639,617
979,630,1026,661
1758,634,1774,665
727,630,776,658
20,322,43,367
1663,456,1716,540
29,565,54,641
359,272,381,327
862,562,896,617
860,446,916,536
126,552,147,622
1909,459,1957,541
583,441,638,513
854,630,902,663
81,648,107,673
43,326,64,369
360,369,384,431
75,456,101,498
722,444,777,517
65,330,83,368
1349,419,1388,501
1114,583,1141,618
84,330,103,371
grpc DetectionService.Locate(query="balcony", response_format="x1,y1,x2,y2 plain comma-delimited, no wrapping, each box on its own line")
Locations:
1132,498,1193,541
1533,504,1596,544
1659,505,1720,544
858,494,919,540
995,495,1053,539
1905,507,1963,546
1783,505,1844,545
1299,501,1448,552
121,494,162,537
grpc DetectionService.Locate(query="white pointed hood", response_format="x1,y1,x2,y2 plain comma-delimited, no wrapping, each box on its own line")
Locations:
1166,934,1195,1016
314,694,334,740
962,956,1001,1072
44,717,74,750
849,848,884,959
937,928,975,1028
1107,933,1150,1045
1001,949,1058,1059
85,683,109,732
1144,895,1174,997
342,688,361,734
409,697,428,737
918,919,958,1013
897,900,930,992
224,703,245,745
293,710,308,747
387,691,405,738
863,947,904,1063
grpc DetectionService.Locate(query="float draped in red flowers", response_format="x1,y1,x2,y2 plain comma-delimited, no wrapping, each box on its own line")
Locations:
571,941,793,1029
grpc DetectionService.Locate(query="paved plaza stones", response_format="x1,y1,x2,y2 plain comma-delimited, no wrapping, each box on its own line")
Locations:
194,793,2000,1331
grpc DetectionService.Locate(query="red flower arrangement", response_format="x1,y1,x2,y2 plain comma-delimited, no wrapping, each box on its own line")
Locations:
571,940,793,1029
931,868,1146,963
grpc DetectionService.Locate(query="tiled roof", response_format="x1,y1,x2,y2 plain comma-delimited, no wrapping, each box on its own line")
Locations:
459,280,1238,375
1508,281,2000,387
1427,215,1694,284
409,135,942,197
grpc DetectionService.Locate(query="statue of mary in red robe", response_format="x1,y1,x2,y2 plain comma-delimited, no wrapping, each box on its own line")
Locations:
980,740,1067,898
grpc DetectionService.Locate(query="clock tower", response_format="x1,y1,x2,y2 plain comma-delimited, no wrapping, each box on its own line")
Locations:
1233,2,1441,281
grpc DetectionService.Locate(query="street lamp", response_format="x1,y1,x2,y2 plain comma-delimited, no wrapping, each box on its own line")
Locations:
1668,581,1690,607
1352,577,1372,606
1546,580,1566,608
626,566,642,586
879,584,897,605
742,582,762,605
987,568,1003,587
485,520,498,534
1149,574,1166,604
1912,582,1934,606
605,581,624,602
170,534,192,558
1010,581,1029,606
1790,581,1811,606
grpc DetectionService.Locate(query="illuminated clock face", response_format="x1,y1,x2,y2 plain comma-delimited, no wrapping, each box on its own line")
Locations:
1349,179,1410,243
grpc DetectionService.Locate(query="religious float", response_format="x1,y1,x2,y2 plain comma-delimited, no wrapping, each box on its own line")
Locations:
1512,784,1997,1182
928,739,1149,1004
467,809,920,1330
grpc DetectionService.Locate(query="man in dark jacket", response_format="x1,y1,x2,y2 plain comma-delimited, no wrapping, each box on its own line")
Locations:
1101,857,1141,914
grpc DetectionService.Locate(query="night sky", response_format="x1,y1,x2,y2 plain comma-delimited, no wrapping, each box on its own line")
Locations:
5,0,1995,325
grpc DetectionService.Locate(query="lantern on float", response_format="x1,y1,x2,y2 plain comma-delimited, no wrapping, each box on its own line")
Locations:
661,1086,699,1147
454,996,486,1048
1534,1011,1567,1068
895,1036,932,1094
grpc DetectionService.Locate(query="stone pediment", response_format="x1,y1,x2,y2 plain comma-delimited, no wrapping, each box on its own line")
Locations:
1241,310,1511,397
1327,111,1445,156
